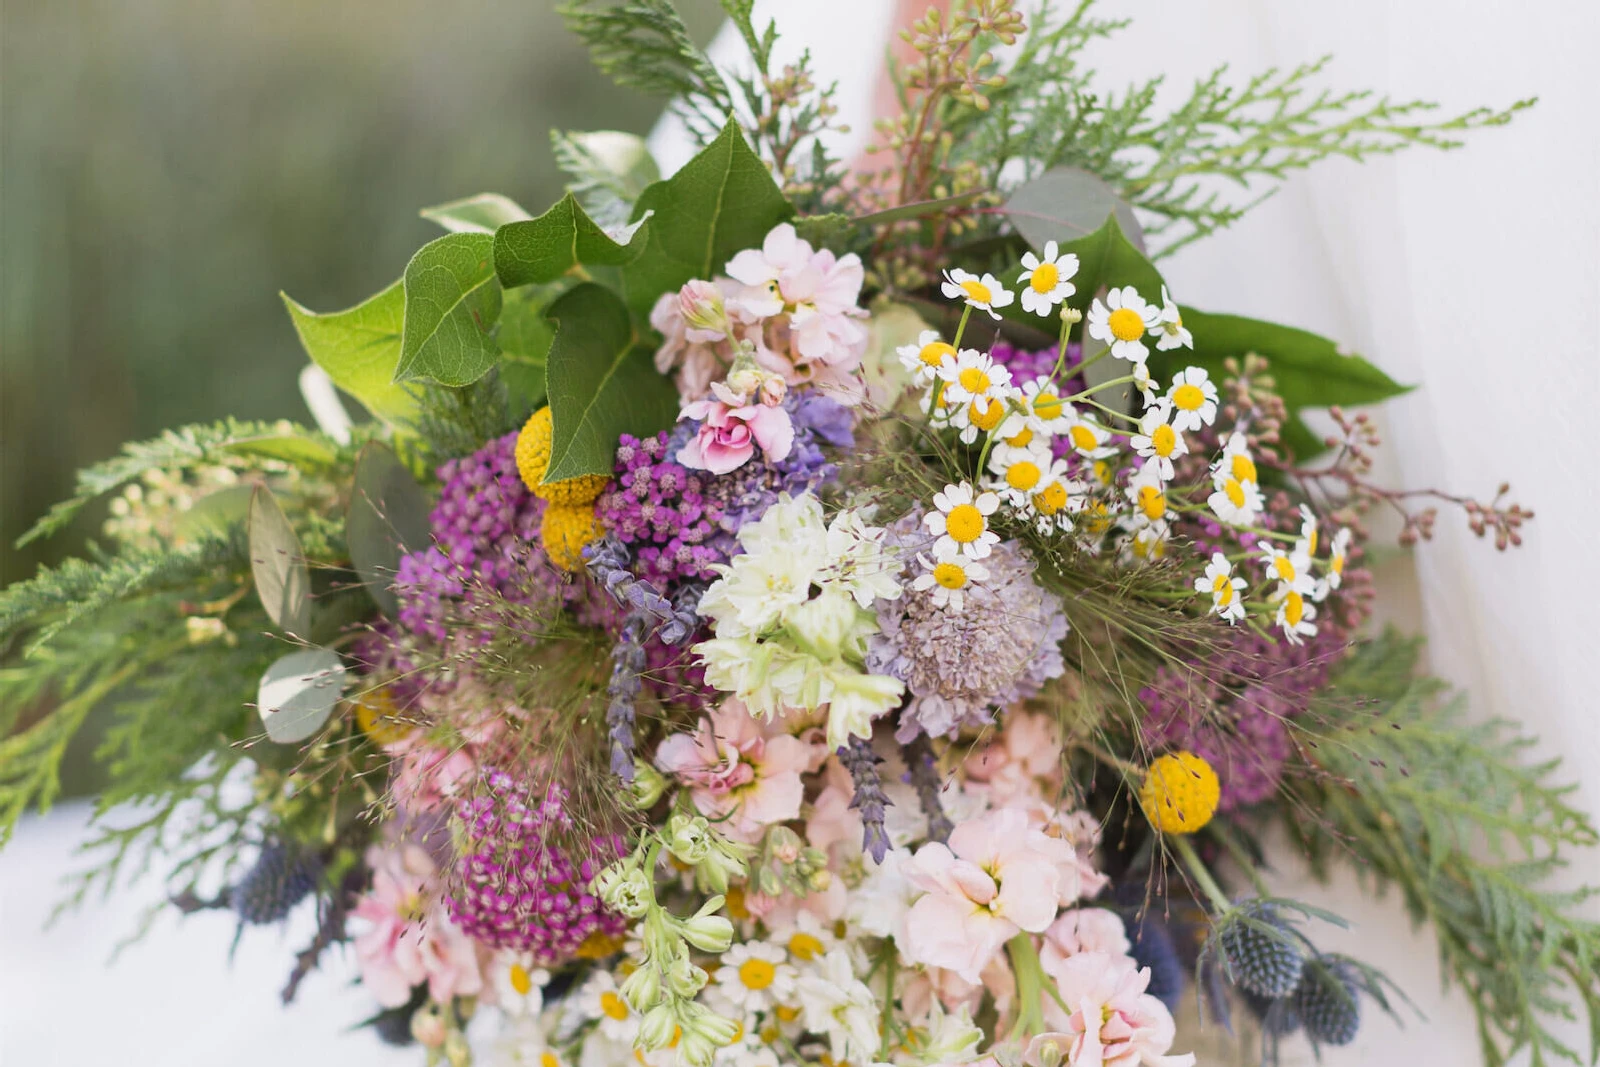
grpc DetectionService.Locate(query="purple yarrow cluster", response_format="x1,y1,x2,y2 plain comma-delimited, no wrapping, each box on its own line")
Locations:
1138,628,1351,810
395,432,560,642
445,771,626,963
595,393,850,592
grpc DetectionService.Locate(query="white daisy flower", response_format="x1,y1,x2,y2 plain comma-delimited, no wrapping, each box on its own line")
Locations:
1061,405,1117,459
986,441,1057,508
712,942,797,1014
1028,464,1089,534
924,482,1001,560
1296,503,1320,557
1153,285,1193,351
938,349,1015,407
1018,376,1072,435
1275,588,1319,645
577,970,639,1044
896,329,956,386
1260,544,1317,599
1125,464,1168,528
1075,498,1119,553
1129,404,1188,482
1195,553,1247,623
769,911,838,966
1086,286,1159,363
1017,241,1080,317
1213,432,1258,486
912,551,991,612
1165,366,1219,432
1132,360,1159,410
949,390,1025,445
1325,527,1353,590
795,950,882,1065
1121,520,1171,564
1208,472,1265,527
940,268,1014,320
492,953,551,1018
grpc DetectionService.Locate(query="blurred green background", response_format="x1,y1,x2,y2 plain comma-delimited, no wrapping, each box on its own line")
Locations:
1,0,722,589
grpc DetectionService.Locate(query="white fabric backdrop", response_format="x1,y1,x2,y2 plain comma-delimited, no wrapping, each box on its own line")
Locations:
2,2,1595,1065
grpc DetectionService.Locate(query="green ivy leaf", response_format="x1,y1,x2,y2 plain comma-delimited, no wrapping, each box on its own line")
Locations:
257,649,346,744
621,120,792,315
1159,308,1412,459
1004,166,1145,254
542,283,678,482
395,232,502,387
420,192,534,234
281,281,418,424
346,442,431,618
494,193,648,289
498,285,559,412
248,485,310,638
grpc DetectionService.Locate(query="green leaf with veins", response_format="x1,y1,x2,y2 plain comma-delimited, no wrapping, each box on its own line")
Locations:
494,193,649,289
420,192,534,234
395,232,502,387
541,283,678,482
497,285,560,412
281,281,418,424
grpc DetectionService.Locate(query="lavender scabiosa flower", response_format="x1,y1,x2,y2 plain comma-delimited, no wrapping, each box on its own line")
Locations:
445,771,626,963
837,736,891,863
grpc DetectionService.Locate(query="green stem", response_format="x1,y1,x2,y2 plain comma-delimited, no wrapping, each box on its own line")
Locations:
950,303,974,351
1169,834,1233,915
1006,933,1050,1039
1211,824,1272,898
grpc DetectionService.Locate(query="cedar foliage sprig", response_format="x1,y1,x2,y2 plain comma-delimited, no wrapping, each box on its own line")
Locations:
1284,632,1600,1067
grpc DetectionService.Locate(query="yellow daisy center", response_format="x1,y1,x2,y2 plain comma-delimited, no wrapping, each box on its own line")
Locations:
1212,574,1234,605
968,398,1006,431
1005,460,1042,491
1004,426,1035,447
1331,553,1346,575
738,958,777,991
1285,591,1305,627
932,562,968,590
1272,556,1297,582
1138,485,1166,521
1035,481,1068,515
944,503,986,543
775,1005,802,1023
1084,501,1111,533
1092,459,1113,485
1069,425,1100,452
957,366,992,394
1230,452,1257,484
601,991,630,1021
1107,306,1146,342
1029,262,1060,294
1306,528,1319,555
787,933,824,961
1223,478,1246,507
509,964,533,997
1031,392,1063,421
919,341,955,368
1172,383,1205,411
1151,423,1177,457
541,1053,560,1067
960,279,993,305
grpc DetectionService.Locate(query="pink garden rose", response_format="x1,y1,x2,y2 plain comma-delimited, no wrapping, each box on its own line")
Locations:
676,381,795,474
351,843,484,1008
654,697,811,841
1032,952,1194,1067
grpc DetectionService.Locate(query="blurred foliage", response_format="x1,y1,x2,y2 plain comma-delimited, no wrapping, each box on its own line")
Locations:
0,0,723,589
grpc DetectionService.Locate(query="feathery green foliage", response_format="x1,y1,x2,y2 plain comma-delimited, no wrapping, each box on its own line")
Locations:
404,370,516,475
1285,633,1600,1067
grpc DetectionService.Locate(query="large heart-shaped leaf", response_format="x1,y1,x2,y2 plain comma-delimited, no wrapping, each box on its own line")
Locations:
346,442,431,618
543,283,679,482
257,648,346,744
395,232,502,387
248,485,311,638
1156,307,1412,459
420,192,534,234
281,281,418,424
621,120,792,315
494,193,650,289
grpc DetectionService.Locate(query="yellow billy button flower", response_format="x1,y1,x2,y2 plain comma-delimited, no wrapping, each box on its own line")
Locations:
542,500,606,572
516,406,612,504
1140,751,1221,834
352,687,413,746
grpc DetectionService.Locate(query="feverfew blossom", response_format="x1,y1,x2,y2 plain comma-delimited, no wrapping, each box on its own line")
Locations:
898,329,957,386
1061,406,1116,460
1275,588,1319,645
987,442,1057,509
912,551,990,613
709,941,797,1014
1164,367,1218,432
1018,376,1073,436
1129,405,1187,482
925,482,1002,560
1087,287,1159,364
1152,286,1192,352
1325,527,1353,590
941,268,1015,319
1017,241,1080,317
796,949,882,1063
1195,553,1247,623
1208,468,1265,528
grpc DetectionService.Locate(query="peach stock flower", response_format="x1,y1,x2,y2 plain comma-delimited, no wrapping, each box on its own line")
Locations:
1033,952,1195,1066
654,698,812,841
676,381,796,474
352,843,484,1008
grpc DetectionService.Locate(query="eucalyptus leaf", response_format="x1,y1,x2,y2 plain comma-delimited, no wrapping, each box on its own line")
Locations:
256,648,346,744
346,442,431,618
494,193,648,289
395,232,502,387
282,281,418,424
542,283,678,482
221,432,340,468
1005,166,1145,253
621,120,792,316
420,192,534,234
248,485,310,638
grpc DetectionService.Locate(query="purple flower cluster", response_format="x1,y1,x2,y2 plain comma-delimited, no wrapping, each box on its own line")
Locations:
1138,629,1351,810
394,432,560,642
595,394,848,592
445,771,627,963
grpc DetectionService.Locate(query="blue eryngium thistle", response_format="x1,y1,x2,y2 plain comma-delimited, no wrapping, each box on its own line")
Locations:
1296,955,1362,1047
837,735,891,863
232,840,320,925
1216,900,1307,998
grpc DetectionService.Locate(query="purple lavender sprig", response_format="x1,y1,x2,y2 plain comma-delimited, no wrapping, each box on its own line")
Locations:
838,736,891,864
903,733,952,844
605,614,647,782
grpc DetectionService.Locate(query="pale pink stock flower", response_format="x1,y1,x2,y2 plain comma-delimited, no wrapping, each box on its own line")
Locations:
1034,952,1194,1067
651,281,740,400
967,711,1064,806
903,807,1068,982
352,843,484,1008
677,279,731,342
727,223,868,371
654,698,811,841
676,387,796,474
899,955,1015,1023
1040,908,1132,978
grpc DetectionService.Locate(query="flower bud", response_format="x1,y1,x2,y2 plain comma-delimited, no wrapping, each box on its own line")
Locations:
666,812,712,864
766,826,802,865
410,1006,447,1049
678,280,729,341
1060,306,1083,324
639,1004,679,1051
629,760,668,809
621,961,662,1012
724,364,765,404
664,947,709,997
678,904,734,954
602,866,653,918
758,865,784,898
677,1030,718,1067
758,373,786,407
807,867,833,893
